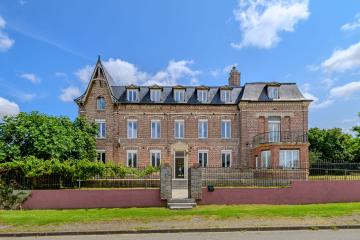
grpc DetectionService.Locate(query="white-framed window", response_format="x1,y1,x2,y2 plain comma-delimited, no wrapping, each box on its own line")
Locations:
127,150,137,168
268,116,281,142
221,90,231,102
127,119,138,139
96,97,106,110
175,120,184,139
150,89,161,102
198,150,208,167
198,119,208,139
127,89,138,101
197,90,208,102
150,150,161,167
174,89,185,102
221,119,231,139
268,86,279,99
96,150,106,163
151,120,161,139
280,150,299,169
221,150,231,168
95,119,106,138
260,150,271,169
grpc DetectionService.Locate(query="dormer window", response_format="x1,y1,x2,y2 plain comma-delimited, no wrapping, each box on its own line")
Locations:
197,90,208,102
96,97,106,110
150,89,161,102
127,89,138,102
268,86,279,99
174,89,185,102
221,90,231,102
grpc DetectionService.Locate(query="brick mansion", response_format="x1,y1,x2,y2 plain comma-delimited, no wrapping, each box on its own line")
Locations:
75,58,311,179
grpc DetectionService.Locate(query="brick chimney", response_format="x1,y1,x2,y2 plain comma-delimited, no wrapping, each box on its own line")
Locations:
228,66,241,87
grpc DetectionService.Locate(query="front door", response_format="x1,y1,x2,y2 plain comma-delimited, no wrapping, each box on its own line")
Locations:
174,151,185,179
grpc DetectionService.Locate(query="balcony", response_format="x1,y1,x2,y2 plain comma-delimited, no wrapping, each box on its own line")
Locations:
252,131,308,148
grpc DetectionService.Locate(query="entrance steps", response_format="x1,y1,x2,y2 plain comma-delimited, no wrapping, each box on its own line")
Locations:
172,179,188,189
167,198,196,209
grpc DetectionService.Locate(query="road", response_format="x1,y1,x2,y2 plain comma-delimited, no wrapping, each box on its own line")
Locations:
4,229,360,240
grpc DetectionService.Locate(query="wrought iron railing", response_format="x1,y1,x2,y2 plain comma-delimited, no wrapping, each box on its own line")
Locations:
252,131,308,148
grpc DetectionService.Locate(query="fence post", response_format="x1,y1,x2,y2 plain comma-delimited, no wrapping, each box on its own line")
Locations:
188,165,202,200
160,164,172,200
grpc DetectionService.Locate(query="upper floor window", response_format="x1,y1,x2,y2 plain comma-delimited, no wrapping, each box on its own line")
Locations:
260,150,271,169
221,119,231,139
268,86,279,99
268,116,281,142
197,90,208,102
221,150,231,168
280,150,299,169
151,120,161,139
221,90,231,102
198,150,208,168
150,150,161,167
150,89,161,102
96,150,106,164
97,97,106,110
127,119,138,139
127,150,137,168
127,89,138,102
174,89,185,102
175,120,184,139
198,119,208,139
95,119,106,139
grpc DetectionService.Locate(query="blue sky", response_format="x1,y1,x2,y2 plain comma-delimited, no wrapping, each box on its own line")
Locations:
0,0,360,132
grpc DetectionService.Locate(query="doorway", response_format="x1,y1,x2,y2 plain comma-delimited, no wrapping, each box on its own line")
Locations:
174,151,185,179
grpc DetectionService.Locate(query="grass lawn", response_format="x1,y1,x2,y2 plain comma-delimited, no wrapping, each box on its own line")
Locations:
1,203,360,226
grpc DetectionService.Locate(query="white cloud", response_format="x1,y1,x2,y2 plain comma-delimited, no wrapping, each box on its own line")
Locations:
0,16,15,52
19,73,41,84
59,86,81,102
231,0,309,49
321,42,360,73
76,58,201,86
210,69,221,77
341,13,360,31
321,78,335,89
0,97,20,119
19,93,36,102
329,81,360,99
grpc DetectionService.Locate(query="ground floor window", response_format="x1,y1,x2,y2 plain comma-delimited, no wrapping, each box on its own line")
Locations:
127,150,137,168
279,149,299,169
260,150,271,168
96,150,106,163
150,150,161,167
221,151,231,168
198,151,208,167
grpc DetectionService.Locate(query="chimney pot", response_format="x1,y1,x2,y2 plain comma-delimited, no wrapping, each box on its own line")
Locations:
228,66,241,87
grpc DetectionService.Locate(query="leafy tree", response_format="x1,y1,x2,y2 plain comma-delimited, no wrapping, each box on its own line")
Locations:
0,112,97,162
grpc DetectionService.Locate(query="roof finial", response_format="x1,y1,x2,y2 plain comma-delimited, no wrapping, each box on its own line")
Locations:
97,55,101,62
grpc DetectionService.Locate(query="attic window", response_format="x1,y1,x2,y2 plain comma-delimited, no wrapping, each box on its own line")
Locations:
127,89,138,102
221,90,231,103
97,97,106,110
150,89,161,102
197,90,208,102
268,86,279,99
174,89,185,102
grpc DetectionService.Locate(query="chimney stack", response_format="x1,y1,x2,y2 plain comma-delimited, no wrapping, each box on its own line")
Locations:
228,66,240,87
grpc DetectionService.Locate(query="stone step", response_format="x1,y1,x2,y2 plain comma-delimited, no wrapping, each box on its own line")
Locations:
167,198,196,210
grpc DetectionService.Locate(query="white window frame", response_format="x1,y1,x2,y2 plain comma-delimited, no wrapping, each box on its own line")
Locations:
221,150,231,168
221,119,231,139
198,150,208,168
260,150,271,169
268,117,281,143
174,89,185,102
198,119,208,139
150,89,161,102
127,150,138,168
127,119,138,139
268,86,279,99
175,120,184,139
197,90,208,102
96,97,106,110
221,90,231,102
96,150,106,163
150,150,161,167
279,149,299,169
127,89,138,102
151,120,161,139
95,119,106,139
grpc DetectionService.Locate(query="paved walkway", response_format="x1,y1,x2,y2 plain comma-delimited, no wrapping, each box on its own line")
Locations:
3,229,360,240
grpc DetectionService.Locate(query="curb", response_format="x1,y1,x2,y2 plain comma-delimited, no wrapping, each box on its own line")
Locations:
1,225,360,237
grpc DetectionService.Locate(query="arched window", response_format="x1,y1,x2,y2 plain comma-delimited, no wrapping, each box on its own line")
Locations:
97,97,106,110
